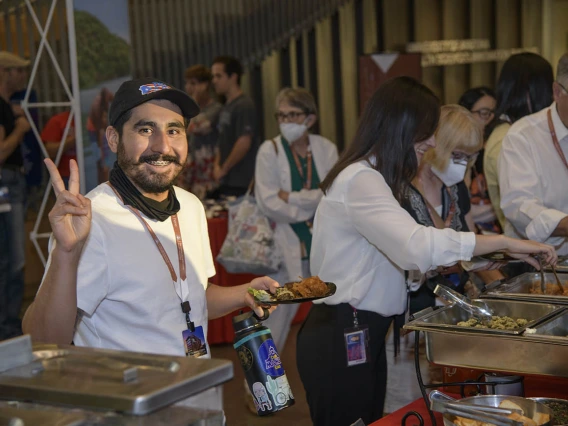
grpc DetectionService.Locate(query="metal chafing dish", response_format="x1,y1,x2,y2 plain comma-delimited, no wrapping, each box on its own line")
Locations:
481,272,568,305
404,301,568,377
0,335,232,425
525,309,568,343
404,298,562,335
545,256,568,273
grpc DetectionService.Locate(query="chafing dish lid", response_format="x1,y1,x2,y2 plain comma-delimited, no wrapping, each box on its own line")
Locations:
0,336,233,415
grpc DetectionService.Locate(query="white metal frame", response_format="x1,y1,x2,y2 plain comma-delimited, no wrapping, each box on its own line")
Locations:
22,0,83,265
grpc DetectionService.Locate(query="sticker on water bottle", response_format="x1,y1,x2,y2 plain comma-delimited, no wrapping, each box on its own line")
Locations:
258,339,284,377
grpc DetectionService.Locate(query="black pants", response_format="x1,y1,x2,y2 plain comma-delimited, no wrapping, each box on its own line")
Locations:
296,303,393,426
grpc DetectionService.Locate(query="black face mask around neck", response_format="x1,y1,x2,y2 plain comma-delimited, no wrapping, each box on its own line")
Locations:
108,162,180,222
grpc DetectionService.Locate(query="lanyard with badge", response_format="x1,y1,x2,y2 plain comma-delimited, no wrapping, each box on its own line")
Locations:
548,109,568,171
344,307,370,367
107,183,207,358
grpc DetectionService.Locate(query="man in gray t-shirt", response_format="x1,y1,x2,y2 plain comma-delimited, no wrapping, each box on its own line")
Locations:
211,56,258,196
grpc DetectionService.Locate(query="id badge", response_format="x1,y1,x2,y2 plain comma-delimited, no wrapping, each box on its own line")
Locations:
0,185,11,213
344,326,369,367
182,326,208,358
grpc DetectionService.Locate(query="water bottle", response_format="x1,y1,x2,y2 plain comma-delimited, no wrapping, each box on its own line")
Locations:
233,310,295,416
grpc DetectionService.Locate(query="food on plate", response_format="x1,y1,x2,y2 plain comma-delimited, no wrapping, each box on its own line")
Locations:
537,399,568,425
451,399,549,426
456,316,528,330
287,276,329,298
248,276,331,302
529,283,568,296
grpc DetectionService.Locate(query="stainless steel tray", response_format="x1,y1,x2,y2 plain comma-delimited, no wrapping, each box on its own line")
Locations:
0,337,233,415
404,299,562,335
482,272,568,305
0,400,224,426
404,308,568,378
545,256,568,273
525,309,568,343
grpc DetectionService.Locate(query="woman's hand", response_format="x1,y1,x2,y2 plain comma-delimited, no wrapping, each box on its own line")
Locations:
278,189,289,203
504,237,557,269
245,276,280,318
45,159,91,253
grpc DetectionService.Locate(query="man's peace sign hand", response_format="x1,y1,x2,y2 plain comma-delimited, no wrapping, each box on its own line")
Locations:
45,159,92,253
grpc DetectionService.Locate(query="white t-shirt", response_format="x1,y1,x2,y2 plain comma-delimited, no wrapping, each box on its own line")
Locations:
311,160,476,316
43,184,216,357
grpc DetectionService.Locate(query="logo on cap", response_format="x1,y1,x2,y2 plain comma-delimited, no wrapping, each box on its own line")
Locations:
139,82,170,95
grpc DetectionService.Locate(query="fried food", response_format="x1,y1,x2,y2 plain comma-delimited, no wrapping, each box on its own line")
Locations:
285,276,329,298
529,283,568,296
456,316,528,330
248,276,330,302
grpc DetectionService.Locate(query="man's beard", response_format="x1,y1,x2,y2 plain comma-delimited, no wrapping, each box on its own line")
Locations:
117,140,185,195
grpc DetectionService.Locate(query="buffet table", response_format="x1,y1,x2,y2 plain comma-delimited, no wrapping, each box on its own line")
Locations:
206,216,311,344
370,376,568,426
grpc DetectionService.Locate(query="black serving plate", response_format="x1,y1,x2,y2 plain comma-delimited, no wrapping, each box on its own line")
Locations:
255,282,336,305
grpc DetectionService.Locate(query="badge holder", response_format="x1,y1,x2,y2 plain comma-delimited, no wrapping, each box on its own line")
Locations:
181,301,208,358
344,309,369,367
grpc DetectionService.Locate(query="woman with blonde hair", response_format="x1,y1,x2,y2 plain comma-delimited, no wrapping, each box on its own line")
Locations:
403,104,482,302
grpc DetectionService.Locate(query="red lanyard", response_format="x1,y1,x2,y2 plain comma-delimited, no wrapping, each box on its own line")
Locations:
107,183,187,283
291,146,313,189
548,108,568,171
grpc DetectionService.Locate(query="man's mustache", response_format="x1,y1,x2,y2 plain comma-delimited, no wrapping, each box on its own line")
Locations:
138,154,181,165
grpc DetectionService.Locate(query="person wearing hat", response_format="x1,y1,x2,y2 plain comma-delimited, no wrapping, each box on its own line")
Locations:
0,51,30,340
22,78,278,411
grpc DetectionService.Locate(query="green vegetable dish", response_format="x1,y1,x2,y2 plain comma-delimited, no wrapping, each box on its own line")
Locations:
456,316,528,330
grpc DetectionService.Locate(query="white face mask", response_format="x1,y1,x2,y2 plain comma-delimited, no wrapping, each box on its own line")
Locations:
431,161,467,187
280,121,308,142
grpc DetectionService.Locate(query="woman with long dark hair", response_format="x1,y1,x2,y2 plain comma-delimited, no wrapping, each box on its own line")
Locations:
296,77,557,426
484,53,553,229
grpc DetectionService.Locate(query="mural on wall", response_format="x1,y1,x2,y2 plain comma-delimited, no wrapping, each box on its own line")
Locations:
74,0,131,190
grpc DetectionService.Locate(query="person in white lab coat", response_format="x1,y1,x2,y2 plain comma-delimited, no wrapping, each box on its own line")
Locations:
254,87,338,351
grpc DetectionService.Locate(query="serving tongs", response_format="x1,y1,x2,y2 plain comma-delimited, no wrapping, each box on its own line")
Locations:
537,255,564,294
429,391,523,426
433,284,494,325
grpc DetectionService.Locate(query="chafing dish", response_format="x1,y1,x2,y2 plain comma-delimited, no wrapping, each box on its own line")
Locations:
404,303,568,377
482,273,568,305
525,309,568,343
0,335,232,423
545,256,568,273
404,298,562,335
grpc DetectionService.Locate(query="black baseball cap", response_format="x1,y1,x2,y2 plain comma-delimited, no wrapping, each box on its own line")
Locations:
108,78,200,126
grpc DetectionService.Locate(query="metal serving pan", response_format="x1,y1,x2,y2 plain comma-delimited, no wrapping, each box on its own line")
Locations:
525,309,568,343
545,256,568,273
404,308,568,378
0,336,233,415
0,400,224,426
482,273,568,305
404,299,562,335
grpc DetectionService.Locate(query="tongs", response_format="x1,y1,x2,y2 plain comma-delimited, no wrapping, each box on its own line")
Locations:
537,255,564,294
433,284,494,324
429,391,523,426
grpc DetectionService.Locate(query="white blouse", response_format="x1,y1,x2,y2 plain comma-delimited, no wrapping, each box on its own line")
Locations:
310,160,476,316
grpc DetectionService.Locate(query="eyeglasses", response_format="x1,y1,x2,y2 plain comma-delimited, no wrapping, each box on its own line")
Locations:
471,108,495,120
274,111,307,121
557,81,568,94
451,151,478,164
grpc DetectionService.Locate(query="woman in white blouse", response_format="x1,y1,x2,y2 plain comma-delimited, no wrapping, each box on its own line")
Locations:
296,77,557,426
255,87,338,351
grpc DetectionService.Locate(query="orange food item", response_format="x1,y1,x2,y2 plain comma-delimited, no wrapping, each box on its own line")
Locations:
285,276,329,298
529,283,568,296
